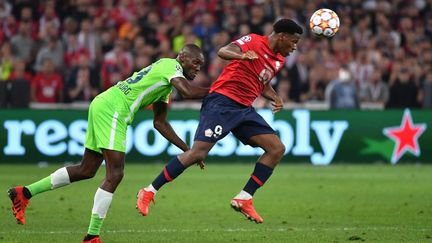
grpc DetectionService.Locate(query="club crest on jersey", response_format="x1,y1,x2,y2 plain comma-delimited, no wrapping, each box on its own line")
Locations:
237,35,251,45
204,129,214,137
241,35,251,42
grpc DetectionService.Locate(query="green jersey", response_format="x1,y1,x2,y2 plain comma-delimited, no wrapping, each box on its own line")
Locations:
99,58,185,124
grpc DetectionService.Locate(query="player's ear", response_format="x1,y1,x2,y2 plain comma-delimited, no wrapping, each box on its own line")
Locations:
177,53,184,62
277,33,287,42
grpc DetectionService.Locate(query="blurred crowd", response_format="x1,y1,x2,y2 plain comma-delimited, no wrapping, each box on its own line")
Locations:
0,0,431,109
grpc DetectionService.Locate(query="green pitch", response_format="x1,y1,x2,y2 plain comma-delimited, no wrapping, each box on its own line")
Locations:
1,163,431,242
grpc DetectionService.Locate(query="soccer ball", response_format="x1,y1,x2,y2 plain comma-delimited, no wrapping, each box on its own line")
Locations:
309,8,340,37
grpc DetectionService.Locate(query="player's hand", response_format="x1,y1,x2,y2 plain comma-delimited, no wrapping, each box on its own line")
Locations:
197,160,205,170
241,51,258,60
271,96,284,113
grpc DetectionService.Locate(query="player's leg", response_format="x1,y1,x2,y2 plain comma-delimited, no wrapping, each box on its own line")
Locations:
137,141,214,216
231,133,285,223
7,148,103,225
84,149,125,242
230,109,285,223
241,133,285,196
137,93,239,216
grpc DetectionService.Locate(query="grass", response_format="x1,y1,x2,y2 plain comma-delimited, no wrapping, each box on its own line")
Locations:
1,163,431,242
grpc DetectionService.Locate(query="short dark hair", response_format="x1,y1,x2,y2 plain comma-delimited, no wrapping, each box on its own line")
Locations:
179,44,202,55
273,19,303,35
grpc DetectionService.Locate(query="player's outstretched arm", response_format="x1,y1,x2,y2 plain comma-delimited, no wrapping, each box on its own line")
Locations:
262,83,284,113
152,101,189,152
171,77,209,99
217,43,258,61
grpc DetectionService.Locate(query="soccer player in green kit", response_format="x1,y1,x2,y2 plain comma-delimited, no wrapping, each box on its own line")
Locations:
7,44,209,243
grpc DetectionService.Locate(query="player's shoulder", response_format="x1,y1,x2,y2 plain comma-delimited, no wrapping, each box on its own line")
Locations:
154,58,183,73
236,33,264,44
154,58,176,66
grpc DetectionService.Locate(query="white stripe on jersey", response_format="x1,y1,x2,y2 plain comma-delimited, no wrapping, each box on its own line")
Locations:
236,39,245,45
125,81,165,123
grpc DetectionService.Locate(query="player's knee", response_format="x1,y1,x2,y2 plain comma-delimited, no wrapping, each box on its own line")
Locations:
192,151,207,163
78,164,97,179
272,143,286,160
81,170,96,179
109,169,124,183
181,150,207,166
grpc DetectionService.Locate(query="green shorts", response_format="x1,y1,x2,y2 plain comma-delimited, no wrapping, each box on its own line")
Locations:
85,95,129,153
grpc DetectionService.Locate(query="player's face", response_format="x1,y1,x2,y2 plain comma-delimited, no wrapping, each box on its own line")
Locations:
279,33,300,56
181,53,205,80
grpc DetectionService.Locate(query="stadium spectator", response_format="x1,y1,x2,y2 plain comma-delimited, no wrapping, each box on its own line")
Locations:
35,35,64,72
326,67,360,109
192,12,220,63
10,20,34,64
63,33,89,70
100,40,133,90
39,4,60,37
7,58,32,83
31,58,63,103
359,69,389,105
1,15,17,40
0,41,13,80
77,18,102,65
247,4,269,35
276,79,291,103
6,58,31,108
60,17,79,48
386,65,420,108
348,50,374,88
172,24,202,53
64,54,100,103
285,52,309,102
65,66,99,102
137,10,161,48
18,6,39,40
0,0,12,21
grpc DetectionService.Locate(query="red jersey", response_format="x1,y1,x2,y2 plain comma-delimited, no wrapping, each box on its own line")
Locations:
31,73,63,103
210,34,285,106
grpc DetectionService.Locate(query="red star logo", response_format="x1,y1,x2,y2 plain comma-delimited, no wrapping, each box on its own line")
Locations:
383,109,426,164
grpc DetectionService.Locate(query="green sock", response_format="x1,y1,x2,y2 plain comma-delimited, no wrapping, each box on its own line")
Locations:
87,214,104,235
26,176,52,197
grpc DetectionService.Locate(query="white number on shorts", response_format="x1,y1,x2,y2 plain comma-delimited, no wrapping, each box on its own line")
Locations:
214,125,223,137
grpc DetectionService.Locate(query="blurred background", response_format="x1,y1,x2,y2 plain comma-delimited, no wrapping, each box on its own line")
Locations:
1,3,431,240
0,0,431,110
1,0,431,165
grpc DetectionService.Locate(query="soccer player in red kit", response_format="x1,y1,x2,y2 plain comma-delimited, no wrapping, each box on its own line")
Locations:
137,19,303,223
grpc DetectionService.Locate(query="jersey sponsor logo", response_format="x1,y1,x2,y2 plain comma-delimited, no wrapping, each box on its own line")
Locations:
258,64,275,84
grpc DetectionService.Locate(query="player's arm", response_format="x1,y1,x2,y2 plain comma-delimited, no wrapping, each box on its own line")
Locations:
171,77,209,99
217,43,258,61
152,101,189,152
262,83,284,113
